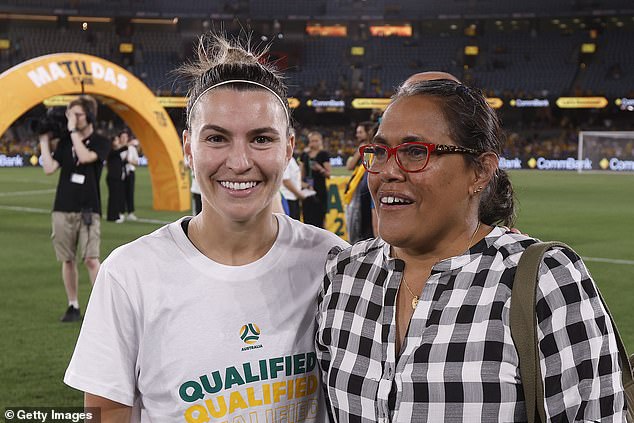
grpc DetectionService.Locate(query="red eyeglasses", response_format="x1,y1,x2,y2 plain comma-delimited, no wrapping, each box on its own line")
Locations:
359,142,482,174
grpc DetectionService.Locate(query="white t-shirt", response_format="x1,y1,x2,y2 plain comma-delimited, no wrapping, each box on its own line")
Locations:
64,214,348,422
280,158,301,201
122,145,139,173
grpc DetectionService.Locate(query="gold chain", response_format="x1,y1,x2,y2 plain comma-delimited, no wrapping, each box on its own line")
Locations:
400,274,420,310
395,221,482,310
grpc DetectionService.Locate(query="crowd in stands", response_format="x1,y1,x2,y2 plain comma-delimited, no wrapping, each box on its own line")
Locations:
1,0,631,20
278,116,633,163
0,131,37,156
0,117,142,158
1,15,633,99
1,12,632,164
3,116,633,165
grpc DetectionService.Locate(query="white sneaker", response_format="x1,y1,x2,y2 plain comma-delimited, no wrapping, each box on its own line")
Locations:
115,214,125,223
127,213,138,221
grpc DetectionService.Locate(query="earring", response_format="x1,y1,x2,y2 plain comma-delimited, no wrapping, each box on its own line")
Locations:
473,186,483,194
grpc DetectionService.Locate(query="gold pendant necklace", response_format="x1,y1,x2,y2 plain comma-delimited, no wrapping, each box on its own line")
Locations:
401,275,419,310
395,221,482,311
394,249,420,310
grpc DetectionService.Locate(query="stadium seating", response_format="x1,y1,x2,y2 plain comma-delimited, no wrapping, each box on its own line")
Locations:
575,31,634,97
474,30,584,97
0,0,631,167
1,0,632,18
2,19,632,100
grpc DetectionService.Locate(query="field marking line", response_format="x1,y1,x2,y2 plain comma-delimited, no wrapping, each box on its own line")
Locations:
0,177,57,185
0,189,56,197
0,204,50,214
0,204,172,225
582,257,634,266
1,204,633,265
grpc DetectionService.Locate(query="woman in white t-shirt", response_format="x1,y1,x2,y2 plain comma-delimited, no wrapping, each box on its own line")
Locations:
64,33,348,422
280,153,304,220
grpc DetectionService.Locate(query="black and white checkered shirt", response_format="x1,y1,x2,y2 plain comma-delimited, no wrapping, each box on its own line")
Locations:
316,227,626,422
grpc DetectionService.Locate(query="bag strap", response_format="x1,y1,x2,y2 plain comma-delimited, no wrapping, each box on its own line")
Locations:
510,241,634,423
510,241,561,423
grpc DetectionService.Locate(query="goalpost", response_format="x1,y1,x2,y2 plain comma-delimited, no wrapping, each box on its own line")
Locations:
577,131,634,173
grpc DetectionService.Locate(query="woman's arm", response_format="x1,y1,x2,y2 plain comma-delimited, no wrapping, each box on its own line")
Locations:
85,393,132,422
321,161,331,178
346,149,361,171
315,151,331,178
64,263,140,419
126,145,139,166
536,247,626,421
282,179,305,200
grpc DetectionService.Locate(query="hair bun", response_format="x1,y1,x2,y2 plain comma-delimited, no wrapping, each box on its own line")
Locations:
175,31,290,130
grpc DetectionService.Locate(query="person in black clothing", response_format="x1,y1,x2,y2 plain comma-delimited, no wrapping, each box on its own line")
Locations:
300,131,331,228
344,121,377,243
38,95,110,322
119,130,139,221
106,134,126,222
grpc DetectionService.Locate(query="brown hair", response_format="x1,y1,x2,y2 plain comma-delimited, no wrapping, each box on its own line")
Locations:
177,32,290,132
357,121,377,141
394,79,515,227
68,95,98,120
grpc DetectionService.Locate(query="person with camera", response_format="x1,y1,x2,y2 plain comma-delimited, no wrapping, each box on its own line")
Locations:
38,95,110,322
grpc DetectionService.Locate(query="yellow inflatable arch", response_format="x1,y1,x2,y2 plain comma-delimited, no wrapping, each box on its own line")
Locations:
0,53,189,211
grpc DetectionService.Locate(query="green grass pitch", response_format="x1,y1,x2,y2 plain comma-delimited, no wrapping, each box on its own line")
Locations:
0,167,632,407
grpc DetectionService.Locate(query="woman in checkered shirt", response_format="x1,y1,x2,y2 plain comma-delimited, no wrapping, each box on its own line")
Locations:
316,79,626,422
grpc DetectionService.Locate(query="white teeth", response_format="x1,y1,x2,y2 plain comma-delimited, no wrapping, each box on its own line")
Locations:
380,196,412,205
220,181,257,190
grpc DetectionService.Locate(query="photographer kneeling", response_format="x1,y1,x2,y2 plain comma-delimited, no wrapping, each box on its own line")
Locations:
38,95,110,322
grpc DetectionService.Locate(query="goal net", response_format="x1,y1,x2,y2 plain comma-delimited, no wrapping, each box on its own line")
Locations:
578,131,634,173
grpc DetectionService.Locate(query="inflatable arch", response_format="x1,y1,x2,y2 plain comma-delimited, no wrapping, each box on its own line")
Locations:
0,53,189,211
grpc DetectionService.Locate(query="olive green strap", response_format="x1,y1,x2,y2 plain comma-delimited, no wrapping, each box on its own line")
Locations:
511,241,634,423
510,242,563,423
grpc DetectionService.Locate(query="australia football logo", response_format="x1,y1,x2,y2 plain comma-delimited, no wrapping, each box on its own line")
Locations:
240,323,261,345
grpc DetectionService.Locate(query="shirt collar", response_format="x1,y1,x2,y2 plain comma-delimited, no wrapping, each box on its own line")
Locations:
378,226,506,273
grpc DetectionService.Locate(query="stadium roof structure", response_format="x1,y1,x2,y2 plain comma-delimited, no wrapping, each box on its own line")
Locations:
0,0,633,20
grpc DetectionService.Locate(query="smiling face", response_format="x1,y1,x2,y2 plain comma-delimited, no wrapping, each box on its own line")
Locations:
355,125,369,143
369,95,480,251
183,88,293,225
308,132,323,151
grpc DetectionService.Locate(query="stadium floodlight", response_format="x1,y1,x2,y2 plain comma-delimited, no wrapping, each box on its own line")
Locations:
578,131,634,173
